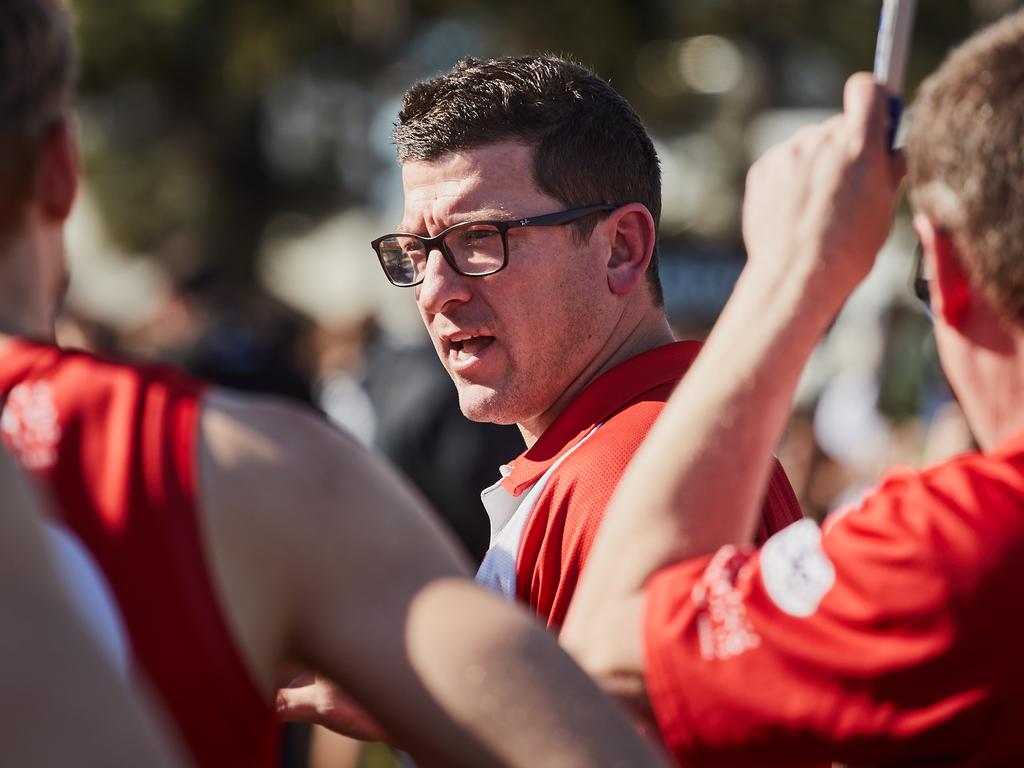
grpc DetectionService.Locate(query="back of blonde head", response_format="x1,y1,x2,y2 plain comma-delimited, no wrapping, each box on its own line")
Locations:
907,9,1024,323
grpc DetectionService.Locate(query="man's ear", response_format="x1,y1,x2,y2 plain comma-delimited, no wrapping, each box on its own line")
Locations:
605,203,656,296
33,118,79,223
915,214,971,330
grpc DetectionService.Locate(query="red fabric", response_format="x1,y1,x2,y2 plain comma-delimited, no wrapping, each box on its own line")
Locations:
644,431,1024,766
502,341,803,629
0,339,277,768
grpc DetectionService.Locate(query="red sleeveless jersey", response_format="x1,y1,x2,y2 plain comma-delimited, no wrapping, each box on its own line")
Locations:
0,338,277,768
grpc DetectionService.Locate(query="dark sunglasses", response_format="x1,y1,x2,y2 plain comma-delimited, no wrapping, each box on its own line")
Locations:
911,241,931,313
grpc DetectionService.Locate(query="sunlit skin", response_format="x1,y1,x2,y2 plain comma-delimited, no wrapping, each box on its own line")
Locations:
915,214,1024,451
401,141,673,446
0,112,671,768
0,124,75,342
561,74,1024,762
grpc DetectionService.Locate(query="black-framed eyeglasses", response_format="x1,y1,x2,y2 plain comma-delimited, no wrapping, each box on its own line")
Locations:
911,241,931,315
371,204,617,288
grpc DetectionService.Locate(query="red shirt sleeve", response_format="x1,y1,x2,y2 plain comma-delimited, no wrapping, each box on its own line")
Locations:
643,461,1024,766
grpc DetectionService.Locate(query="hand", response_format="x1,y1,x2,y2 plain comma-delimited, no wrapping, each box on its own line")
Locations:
276,673,389,743
741,73,906,304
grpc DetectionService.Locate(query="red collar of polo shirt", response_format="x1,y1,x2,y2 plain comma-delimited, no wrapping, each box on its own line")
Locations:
993,427,1024,458
502,340,703,496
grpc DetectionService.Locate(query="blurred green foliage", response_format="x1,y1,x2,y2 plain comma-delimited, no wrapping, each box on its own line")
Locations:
70,0,997,280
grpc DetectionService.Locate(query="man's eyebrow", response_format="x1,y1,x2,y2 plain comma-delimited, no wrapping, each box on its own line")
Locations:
392,221,433,235
394,208,511,235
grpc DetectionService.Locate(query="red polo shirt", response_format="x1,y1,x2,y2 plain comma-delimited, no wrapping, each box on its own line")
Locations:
476,341,802,629
644,431,1024,766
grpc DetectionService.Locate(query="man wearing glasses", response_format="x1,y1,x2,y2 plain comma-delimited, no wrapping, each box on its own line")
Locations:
372,56,803,631
562,10,1024,764
0,4,671,766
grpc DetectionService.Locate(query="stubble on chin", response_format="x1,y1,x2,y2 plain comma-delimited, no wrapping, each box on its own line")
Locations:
453,380,524,427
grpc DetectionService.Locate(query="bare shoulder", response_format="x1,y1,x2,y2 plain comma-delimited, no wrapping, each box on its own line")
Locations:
194,387,470,693
198,388,464,549
200,388,369,484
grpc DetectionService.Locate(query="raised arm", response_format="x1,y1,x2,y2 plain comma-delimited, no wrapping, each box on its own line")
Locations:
199,389,668,768
0,448,182,768
561,74,905,697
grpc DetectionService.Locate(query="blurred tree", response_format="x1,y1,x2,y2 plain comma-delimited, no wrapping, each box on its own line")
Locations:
70,0,989,281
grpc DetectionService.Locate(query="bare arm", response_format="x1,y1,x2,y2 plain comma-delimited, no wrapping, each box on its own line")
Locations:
200,390,668,768
0,448,182,768
561,75,905,692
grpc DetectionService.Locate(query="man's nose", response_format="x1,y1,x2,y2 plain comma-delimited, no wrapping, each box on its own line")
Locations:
415,246,473,315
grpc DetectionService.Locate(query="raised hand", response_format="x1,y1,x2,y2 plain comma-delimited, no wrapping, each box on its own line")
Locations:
742,73,905,307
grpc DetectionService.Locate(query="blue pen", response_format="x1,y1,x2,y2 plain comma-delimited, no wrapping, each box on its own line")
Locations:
873,0,917,149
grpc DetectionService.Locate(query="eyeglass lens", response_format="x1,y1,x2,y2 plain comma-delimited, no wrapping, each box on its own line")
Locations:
912,243,930,309
377,223,506,286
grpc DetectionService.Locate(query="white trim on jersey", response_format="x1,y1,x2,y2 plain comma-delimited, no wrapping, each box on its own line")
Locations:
475,424,603,599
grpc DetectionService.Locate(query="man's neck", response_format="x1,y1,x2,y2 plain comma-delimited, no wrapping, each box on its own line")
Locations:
0,228,56,343
961,334,1024,452
516,312,675,448
0,313,54,347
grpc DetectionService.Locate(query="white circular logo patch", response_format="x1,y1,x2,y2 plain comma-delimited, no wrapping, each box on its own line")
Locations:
2,381,62,469
760,518,836,617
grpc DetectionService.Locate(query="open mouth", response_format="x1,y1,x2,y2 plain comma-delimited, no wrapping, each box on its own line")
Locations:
449,335,495,364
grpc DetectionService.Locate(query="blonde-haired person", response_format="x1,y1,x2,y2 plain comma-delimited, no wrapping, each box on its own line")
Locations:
564,9,1024,766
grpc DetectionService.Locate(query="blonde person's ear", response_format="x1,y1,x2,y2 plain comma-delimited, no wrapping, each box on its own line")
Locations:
915,214,971,329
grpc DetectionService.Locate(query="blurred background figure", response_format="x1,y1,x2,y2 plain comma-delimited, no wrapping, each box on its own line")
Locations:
60,1,1005,765
126,266,315,405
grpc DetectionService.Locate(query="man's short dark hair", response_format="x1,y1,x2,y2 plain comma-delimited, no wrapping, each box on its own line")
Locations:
907,9,1024,323
0,0,75,226
393,55,664,305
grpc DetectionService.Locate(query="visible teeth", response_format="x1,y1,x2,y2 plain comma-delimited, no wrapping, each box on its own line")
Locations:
451,335,490,362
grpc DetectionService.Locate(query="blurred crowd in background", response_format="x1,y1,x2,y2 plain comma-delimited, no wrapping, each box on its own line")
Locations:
57,1,1013,765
